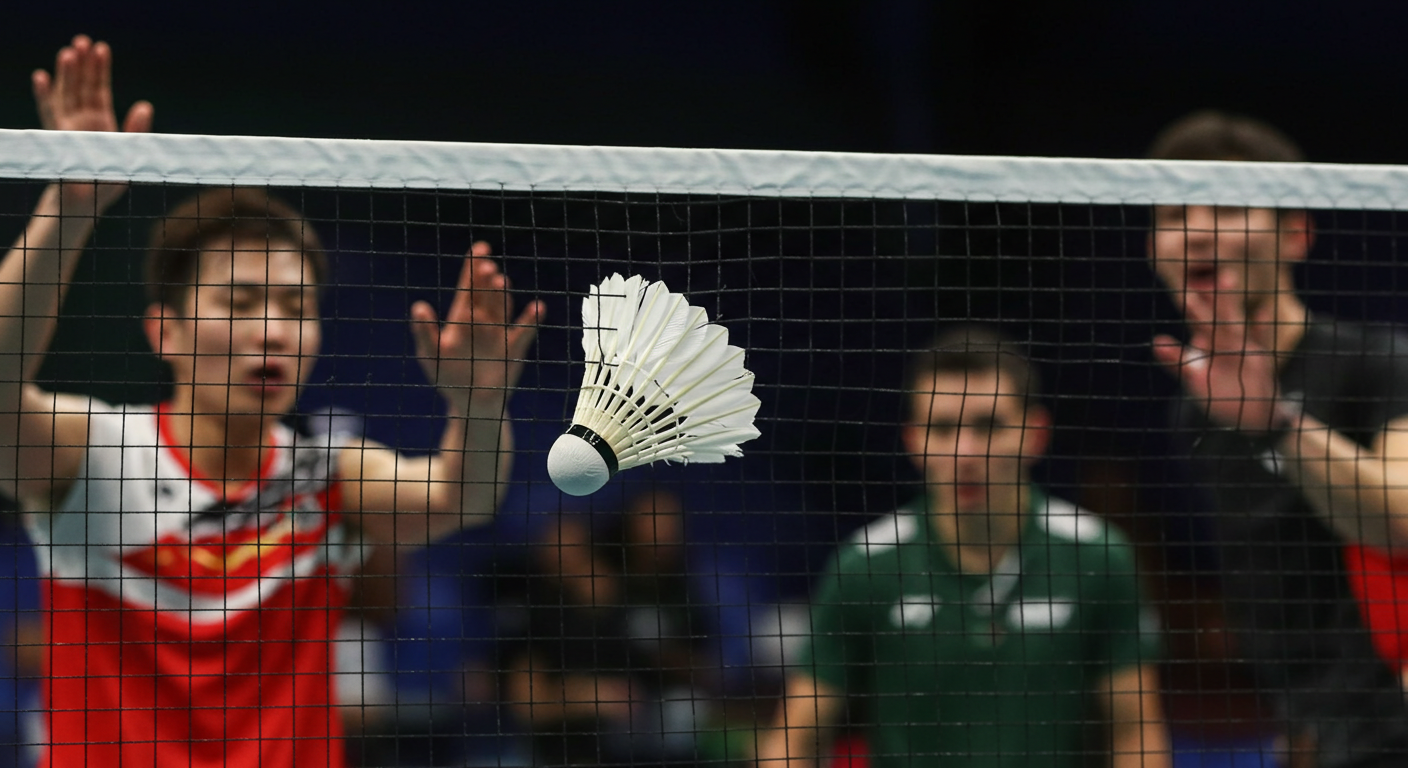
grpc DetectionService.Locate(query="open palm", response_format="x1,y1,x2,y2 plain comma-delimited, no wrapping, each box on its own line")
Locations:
32,35,153,215
410,242,544,413
1153,272,1281,434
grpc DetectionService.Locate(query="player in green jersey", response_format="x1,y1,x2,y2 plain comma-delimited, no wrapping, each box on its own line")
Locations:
758,325,1169,768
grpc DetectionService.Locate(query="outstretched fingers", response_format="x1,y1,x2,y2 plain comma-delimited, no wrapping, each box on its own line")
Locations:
409,300,443,360
33,34,145,135
454,248,515,329
1152,333,1209,379
57,37,90,126
122,100,155,134
1150,334,1184,373
90,40,113,119
438,244,546,359
411,246,545,398
1179,270,1259,356
31,70,54,129
507,300,546,360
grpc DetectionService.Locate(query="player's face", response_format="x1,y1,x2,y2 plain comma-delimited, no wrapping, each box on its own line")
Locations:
161,235,321,417
904,369,1049,516
1149,205,1306,308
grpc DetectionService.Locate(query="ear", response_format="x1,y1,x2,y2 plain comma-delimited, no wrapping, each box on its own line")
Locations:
1278,210,1315,264
901,421,928,473
142,302,175,359
1144,230,1175,291
1021,403,1054,465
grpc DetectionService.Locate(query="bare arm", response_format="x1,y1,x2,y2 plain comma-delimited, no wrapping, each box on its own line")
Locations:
503,648,634,727
0,187,96,503
343,245,543,546
1277,412,1408,549
1097,665,1171,768
0,36,152,504
756,675,846,768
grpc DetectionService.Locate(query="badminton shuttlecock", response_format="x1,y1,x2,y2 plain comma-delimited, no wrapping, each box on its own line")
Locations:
548,273,761,496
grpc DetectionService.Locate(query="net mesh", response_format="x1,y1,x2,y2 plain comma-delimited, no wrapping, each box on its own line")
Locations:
0,131,1406,768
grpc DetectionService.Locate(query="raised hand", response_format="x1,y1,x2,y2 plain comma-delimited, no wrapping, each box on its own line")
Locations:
410,242,545,413
32,35,153,215
1152,270,1282,434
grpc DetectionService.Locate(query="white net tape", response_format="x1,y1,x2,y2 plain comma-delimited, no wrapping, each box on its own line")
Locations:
4,127,1408,206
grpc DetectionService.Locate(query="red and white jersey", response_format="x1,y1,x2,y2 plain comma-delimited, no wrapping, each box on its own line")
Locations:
24,400,362,768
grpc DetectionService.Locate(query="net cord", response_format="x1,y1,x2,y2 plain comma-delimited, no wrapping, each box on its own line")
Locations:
2,128,1408,209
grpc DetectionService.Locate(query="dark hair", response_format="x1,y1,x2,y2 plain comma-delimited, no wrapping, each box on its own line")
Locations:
146,188,328,310
904,325,1042,410
1147,110,1304,163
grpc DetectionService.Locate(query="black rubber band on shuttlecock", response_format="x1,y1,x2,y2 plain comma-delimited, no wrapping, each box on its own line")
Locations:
566,424,619,476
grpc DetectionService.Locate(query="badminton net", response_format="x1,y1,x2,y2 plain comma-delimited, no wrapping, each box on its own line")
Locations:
1,129,1407,767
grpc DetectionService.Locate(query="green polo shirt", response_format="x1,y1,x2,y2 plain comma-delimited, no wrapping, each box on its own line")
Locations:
794,489,1160,768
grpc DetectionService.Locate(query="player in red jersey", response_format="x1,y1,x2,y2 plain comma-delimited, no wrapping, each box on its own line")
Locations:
0,36,543,767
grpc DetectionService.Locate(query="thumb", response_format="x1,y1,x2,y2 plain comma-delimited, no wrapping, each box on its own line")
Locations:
410,301,441,359
1152,334,1213,382
1151,335,1185,371
32,71,55,130
122,100,154,134
1154,334,1216,392
1247,296,1281,328
507,300,546,360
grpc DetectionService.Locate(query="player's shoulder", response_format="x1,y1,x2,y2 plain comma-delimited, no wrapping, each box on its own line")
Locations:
835,502,925,569
65,397,155,443
1034,493,1140,574
1302,317,1408,403
1351,320,1408,378
330,432,396,483
284,421,348,452
44,392,118,417
279,422,353,482
1308,316,1408,361
1035,494,1116,544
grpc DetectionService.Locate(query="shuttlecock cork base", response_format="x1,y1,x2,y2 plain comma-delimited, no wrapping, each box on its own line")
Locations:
548,273,761,496
548,425,619,497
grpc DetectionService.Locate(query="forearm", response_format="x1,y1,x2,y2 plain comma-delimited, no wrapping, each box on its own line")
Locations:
506,668,631,726
348,397,513,547
0,186,95,388
756,725,826,768
1101,667,1170,768
1111,721,1171,768
423,395,512,539
1280,413,1408,549
757,677,842,768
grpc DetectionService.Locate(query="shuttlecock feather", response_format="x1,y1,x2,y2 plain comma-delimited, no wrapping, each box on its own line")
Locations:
548,274,761,496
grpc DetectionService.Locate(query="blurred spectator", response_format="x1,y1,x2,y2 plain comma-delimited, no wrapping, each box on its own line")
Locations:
502,488,720,768
305,405,511,767
0,507,39,768
354,532,518,768
758,325,1168,768
336,614,395,754
335,541,398,767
